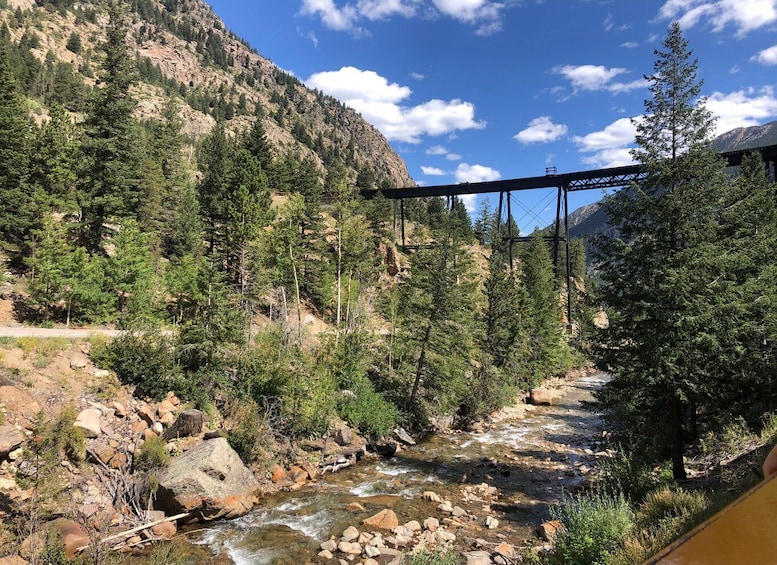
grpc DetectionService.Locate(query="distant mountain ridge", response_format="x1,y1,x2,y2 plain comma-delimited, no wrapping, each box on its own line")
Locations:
566,121,777,241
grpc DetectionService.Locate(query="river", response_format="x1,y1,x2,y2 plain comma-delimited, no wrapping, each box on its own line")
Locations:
186,372,609,563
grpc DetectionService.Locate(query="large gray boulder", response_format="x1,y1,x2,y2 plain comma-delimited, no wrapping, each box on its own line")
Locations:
155,437,258,521
0,425,24,460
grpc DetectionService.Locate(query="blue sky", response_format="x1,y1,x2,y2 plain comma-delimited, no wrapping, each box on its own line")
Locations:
206,0,777,231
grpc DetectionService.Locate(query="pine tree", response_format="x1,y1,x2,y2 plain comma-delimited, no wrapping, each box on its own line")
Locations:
0,42,35,244
78,4,144,251
593,23,727,479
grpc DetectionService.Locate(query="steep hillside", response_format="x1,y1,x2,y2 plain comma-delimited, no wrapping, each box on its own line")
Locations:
0,0,414,188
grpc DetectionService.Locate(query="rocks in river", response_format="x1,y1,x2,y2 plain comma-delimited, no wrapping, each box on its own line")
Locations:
363,509,399,530
394,427,416,446
529,387,560,405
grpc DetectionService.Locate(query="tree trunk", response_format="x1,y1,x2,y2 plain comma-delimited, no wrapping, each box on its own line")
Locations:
409,323,432,408
671,393,687,479
163,409,205,440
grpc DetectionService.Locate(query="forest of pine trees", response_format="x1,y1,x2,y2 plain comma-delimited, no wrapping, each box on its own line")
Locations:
0,3,577,444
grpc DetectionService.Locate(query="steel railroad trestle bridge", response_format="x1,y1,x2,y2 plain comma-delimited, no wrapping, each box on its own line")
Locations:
361,143,777,326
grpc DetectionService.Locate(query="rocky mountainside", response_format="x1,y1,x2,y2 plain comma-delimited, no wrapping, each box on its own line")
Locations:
1,0,414,188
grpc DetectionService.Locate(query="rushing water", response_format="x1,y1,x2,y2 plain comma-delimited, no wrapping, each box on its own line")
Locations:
190,372,609,564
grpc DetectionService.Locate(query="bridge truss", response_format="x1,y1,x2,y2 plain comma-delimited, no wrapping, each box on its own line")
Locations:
361,143,777,325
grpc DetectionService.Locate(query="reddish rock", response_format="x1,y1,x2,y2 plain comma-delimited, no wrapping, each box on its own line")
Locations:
130,420,149,434
271,465,288,483
137,405,155,426
362,509,399,530
346,502,367,512
288,465,308,484
536,519,563,542
151,520,177,540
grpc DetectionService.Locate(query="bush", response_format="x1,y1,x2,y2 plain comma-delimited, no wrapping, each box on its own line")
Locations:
598,448,659,504
638,487,709,528
549,491,634,565
91,332,183,401
338,377,399,439
136,435,170,471
402,547,459,565
225,399,272,465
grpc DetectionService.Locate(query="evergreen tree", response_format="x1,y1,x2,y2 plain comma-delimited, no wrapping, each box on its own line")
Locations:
522,230,566,382
29,103,80,214
78,4,144,251
0,42,35,244
593,23,727,479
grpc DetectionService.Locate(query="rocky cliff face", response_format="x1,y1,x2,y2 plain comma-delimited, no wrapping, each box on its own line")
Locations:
1,0,414,188
712,120,777,153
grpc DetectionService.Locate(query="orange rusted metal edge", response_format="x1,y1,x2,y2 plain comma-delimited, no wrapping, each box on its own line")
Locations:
644,474,777,565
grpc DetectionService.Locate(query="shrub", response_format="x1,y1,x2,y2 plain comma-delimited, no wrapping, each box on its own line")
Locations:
402,547,459,565
225,399,271,465
135,435,170,471
54,405,86,463
549,491,634,565
338,377,399,439
761,412,777,445
638,487,709,528
598,448,659,504
91,332,183,401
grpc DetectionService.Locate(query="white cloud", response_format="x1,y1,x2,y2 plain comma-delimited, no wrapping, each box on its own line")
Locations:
514,116,568,144
421,166,446,175
300,0,359,31
705,87,777,135
752,45,777,65
621,41,640,48
573,118,638,168
581,148,636,168
553,64,646,94
573,117,637,152
301,0,509,35
445,152,463,160
657,0,777,37
426,145,448,155
455,163,501,183
411,72,426,80
358,0,419,20
460,194,477,214
306,67,485,143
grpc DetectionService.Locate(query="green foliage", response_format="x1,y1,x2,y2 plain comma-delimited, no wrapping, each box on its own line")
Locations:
40,527,69,565
637,487,708,529
338,379,398,439
91,332,182,401
548,491,634,565
136,434,170,471
402,547,459,565
65,30,81,53
761,412,777,445
598,448,661,504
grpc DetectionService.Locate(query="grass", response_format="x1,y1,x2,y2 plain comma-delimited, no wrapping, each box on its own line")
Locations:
402,547,460,565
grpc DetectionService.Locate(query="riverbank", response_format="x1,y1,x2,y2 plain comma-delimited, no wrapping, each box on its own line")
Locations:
189,367,611,564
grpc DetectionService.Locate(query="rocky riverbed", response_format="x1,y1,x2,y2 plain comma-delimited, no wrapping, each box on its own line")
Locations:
191,369,612,564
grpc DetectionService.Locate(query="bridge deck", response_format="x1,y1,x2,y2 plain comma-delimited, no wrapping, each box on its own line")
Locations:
363,143,777,199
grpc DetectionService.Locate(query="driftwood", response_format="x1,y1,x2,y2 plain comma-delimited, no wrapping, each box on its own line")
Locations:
318,444,367,470
321,453,357,474
163,409,205,440
75,512,190,553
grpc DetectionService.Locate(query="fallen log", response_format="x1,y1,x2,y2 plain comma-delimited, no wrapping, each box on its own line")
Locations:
76,512,190,553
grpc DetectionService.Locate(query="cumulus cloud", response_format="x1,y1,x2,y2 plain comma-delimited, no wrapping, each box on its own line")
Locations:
553,64,646,94
705,87,777,135
300,0,510,35
657,0,777,37
752,45,777,65
306,67,485,143
446,152,463,160
455,163,501,183
426,145,448,155
514,116,568,144
421,166,446,175
573,117,638,167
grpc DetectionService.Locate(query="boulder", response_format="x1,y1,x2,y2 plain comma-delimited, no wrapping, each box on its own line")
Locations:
137,405,155,426
74,409,102,438
334,426,352,446
0,425,24,459
271,465,288,483
393,427,416,446
529,388,556,406
536,519,563,542
56,519,90,559
155,438,258,521
362,509,399,530
69,356,88,370
463,551,492,565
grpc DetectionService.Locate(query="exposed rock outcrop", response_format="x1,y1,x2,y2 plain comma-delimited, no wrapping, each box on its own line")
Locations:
155,437,258,521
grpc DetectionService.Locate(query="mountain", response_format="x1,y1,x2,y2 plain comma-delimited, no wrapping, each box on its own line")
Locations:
566,121,777,242
0,0,414,189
